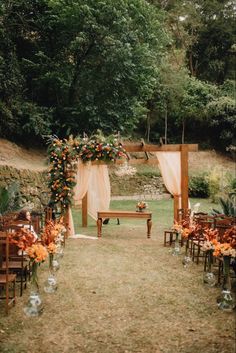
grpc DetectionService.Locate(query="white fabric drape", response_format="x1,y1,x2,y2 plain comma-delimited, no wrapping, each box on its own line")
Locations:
87,164,111,219
73,161,111,220
155,152,181,197
68,206,75,237
74,160,92,201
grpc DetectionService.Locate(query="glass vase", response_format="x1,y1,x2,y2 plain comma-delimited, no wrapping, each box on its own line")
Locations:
182,244,192,268
56,241,64,259
217,256,235,311
44,254,58,293
24,262,43,317
203,249,216,287
172,232,181,256
136,207,145,212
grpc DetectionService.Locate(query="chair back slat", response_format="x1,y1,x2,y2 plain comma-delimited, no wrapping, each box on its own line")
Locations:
0,231,9,280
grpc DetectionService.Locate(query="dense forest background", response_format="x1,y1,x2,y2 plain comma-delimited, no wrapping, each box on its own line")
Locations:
0,0,235,152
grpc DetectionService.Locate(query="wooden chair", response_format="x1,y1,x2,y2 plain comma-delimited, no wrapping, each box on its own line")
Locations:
31,212,42,234
177,208,191,223
44,207,53,222
214,217,234,241
191,216,214,264
163,209,191,248
0,231,16,315
1,224,30,296
164,229,178,247
0,212,18,231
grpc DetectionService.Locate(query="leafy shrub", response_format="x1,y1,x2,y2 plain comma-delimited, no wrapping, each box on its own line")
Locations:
0,183,21,215
212,193,236,217
189,175,210,198
231,178,236,192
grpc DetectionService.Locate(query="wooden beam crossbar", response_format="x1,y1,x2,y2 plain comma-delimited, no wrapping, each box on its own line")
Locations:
123,143,198,152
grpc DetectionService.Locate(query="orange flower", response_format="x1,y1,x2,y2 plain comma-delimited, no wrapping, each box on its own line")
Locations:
47,242,57,254
9,228,36,250
172,221,183,234
213,242,236,257
182,228,190,239
203,228,218,242
26,243,48,263
137,201,147,209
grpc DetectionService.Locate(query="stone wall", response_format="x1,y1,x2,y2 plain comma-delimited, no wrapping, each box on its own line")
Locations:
110,173,168,199
0,165,49,210
0,165,169,211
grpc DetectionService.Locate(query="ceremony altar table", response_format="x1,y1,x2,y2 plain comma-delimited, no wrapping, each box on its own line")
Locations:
97,210,152,238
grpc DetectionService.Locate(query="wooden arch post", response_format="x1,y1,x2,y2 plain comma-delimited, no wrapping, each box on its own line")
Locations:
180,144,189,213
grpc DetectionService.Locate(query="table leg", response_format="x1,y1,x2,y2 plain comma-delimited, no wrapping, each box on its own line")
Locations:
147,219,152,238
97,218,102,238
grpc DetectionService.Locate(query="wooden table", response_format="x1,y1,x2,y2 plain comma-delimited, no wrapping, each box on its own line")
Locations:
97,210,152,238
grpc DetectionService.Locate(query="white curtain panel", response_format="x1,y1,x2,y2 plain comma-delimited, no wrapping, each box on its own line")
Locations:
68,206,75,236
87,164,111,220
73,161,111,222
155,152,181,197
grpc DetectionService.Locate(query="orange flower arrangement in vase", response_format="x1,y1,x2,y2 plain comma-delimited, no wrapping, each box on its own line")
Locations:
136,201,147,212
24,242,48,317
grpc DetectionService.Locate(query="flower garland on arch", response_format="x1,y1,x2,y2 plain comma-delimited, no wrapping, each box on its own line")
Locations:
48,134,127,209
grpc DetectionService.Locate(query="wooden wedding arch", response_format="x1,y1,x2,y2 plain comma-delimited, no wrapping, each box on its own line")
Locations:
80,142,198,227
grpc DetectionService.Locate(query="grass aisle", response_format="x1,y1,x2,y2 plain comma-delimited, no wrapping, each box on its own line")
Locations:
0,199,235,353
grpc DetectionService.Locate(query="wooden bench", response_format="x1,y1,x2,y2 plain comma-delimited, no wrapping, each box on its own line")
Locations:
97,210,152,238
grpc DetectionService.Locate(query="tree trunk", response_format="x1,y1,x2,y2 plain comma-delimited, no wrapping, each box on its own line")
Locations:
182,119,185,144
146,112,150,142
68,41,96,105
189,51,196,77
164,105,168,144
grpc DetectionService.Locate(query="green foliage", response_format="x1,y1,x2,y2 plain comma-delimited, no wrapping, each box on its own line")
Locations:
206,95,236,150
184,0,235,83
0,0,169,141
0,187,9,215
231,178,236,192
0,183,21,215
212,193,236,217
0,0,234,151
189,175,210,198
17,102,53,139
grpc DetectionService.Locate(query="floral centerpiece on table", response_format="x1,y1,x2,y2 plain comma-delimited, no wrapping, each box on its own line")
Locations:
136,201,148,212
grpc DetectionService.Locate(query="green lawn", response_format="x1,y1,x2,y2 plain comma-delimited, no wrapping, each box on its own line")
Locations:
72,197,217,234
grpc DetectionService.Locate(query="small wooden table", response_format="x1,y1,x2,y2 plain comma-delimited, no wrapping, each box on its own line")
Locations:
97,210,152,238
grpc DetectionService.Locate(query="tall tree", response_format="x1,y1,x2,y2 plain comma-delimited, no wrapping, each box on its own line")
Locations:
0,0,169,141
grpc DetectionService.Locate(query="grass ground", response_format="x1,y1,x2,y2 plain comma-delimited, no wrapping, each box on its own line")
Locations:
0,199,235,353
72,198,217,233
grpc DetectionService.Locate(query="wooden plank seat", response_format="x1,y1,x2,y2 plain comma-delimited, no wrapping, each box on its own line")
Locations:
97,210,152,238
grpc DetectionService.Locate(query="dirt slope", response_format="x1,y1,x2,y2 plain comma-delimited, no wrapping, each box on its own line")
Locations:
0,138,47,171
0,138,235,174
